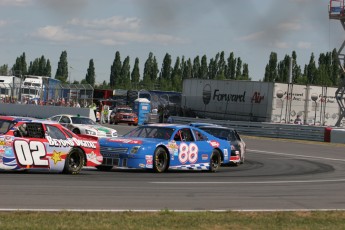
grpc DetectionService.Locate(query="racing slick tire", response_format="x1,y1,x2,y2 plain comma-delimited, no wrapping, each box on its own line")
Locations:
63,148,85,174
209,149,221,172
240,152,245,164
96,165,113,171
153,147,169,173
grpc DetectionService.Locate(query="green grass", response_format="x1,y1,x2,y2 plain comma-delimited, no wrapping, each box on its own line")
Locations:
0,211,344,230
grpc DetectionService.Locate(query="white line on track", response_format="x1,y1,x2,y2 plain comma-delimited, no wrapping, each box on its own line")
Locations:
150,178,345,184
1,208,345,212
151,149,345,185
247,149,345,162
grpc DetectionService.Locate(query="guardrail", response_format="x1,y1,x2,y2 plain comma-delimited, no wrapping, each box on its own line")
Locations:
171,116,326,142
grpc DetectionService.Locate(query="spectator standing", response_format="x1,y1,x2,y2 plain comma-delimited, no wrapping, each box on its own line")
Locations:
100,101,105,124
103,103,109,123
294,115,302,125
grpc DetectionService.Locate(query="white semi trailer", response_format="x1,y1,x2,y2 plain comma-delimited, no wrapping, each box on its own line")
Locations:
0,75,21,100
182,79,342,126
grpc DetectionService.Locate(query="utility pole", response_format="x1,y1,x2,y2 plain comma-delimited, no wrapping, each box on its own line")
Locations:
329,0,345,126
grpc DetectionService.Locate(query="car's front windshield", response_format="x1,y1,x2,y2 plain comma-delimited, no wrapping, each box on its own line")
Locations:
117,108,132,113
71,117,97,125
200,127,236,141
0,119,15,134
124,126,175,140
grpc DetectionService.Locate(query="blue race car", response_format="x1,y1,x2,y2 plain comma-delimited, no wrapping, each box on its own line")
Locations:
97,124,231,173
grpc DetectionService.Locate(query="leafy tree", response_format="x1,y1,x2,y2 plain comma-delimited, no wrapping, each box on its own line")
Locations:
85,59,95,87
171,57,182,91
277,55,290,83
131,58,140,89
241,63,250,80
159,53,172,90
12,52,27,76
208,58,216,79
55,51,69,82
152,57,159,82
120,56,131,89
331,48,340,86
292,51,302,84
227,52,236,79
235,57,242,79
264,52,278,82
110,51,121,87
307,53,317,85
45,60,52,76
143,52,157,89
317,52,332,86
217,51,226,80
192,56,200,78
0,64,9,75
28,56,51,76
182,58,193,80
199,55,208,79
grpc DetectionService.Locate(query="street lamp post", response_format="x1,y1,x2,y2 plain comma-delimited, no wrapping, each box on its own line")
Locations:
311,94,318,125
276,90,284,123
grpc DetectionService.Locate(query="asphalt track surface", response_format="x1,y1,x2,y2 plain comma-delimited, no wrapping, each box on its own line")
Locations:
1,124,345,211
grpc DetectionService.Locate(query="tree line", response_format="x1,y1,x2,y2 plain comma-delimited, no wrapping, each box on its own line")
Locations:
0,49,342,92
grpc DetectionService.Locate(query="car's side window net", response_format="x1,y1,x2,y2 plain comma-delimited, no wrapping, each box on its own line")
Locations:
192,130,207,141
174,129,194,142
16,123,45,138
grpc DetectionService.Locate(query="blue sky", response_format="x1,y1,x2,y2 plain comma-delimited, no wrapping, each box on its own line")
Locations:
0,0,342,84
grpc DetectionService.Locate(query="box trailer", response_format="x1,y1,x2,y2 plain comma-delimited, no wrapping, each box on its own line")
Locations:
182,79,343,126
0,75,21,100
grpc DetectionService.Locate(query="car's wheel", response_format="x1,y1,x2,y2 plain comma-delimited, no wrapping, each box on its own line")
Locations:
96,165,113,171
63,148,84,174
72,128,81,134
128,123,132,126
153,147,169,173
209,149,221,172
133,123,138,126
240,151,245,164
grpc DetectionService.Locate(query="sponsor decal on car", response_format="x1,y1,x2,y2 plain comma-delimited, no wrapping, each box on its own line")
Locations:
51,150,64,164
13,140,49,167
208,140,220,148
46,136,97,149
166,140,179,156
108,138,142,144
178,142,199,164
145,155,153,165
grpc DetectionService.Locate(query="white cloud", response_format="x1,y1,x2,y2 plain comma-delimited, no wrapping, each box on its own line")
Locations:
31,26,88,42
29,24,187,46
0,20,8,27
0,0,31,6
278,22,302,31
98,39,126,46
274,41,289,49
94,30,187,45
297,41,312,49
68,16,141,30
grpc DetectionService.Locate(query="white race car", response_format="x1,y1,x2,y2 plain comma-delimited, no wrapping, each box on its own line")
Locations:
48,114,118,138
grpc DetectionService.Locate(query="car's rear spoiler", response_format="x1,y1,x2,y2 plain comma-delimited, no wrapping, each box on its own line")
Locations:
77,134,99,141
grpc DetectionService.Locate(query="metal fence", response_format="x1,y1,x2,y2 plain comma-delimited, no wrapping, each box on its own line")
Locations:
0,82,94,107
171,116,326,142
